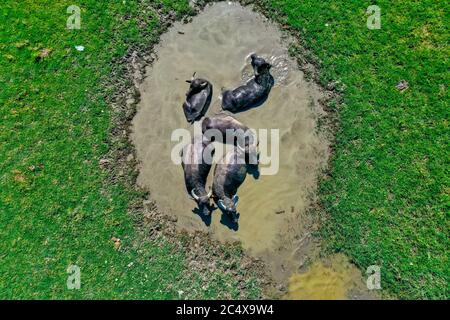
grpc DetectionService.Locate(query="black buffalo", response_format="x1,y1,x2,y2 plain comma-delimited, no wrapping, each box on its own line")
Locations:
221,54,274,113
212,147,248,223
202,115,258,165
181,136,215,216
182,72,213,123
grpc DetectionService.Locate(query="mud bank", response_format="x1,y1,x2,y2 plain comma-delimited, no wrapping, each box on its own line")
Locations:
131,2,369,298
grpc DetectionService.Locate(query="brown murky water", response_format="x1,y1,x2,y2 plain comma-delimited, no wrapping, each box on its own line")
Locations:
132,2,370,298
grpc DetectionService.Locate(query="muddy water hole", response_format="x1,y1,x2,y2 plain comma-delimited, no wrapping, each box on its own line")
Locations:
131,2,373,299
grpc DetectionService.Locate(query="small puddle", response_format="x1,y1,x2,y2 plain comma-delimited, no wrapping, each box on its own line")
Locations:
132,2,369,298
284,254,374,300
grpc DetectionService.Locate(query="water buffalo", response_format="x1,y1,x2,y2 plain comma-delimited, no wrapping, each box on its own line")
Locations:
202,115,258,165
221,54,274,113
212,147,248,223
181,135,215,215
182,72,213,123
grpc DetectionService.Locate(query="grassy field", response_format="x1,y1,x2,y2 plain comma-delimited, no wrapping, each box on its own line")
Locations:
1,0,448,299
0,0,261,299
258,0,449,299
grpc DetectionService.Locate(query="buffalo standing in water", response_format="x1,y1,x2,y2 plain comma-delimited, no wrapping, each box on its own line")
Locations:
182,72,213,123
202,115,259,165
221,54,274,113
212,147,248,223
181,136,215,216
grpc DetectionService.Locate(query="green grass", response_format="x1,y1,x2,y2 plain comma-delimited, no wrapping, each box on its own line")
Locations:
1,0,448,299
258,0,449,299
0,0,260,299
